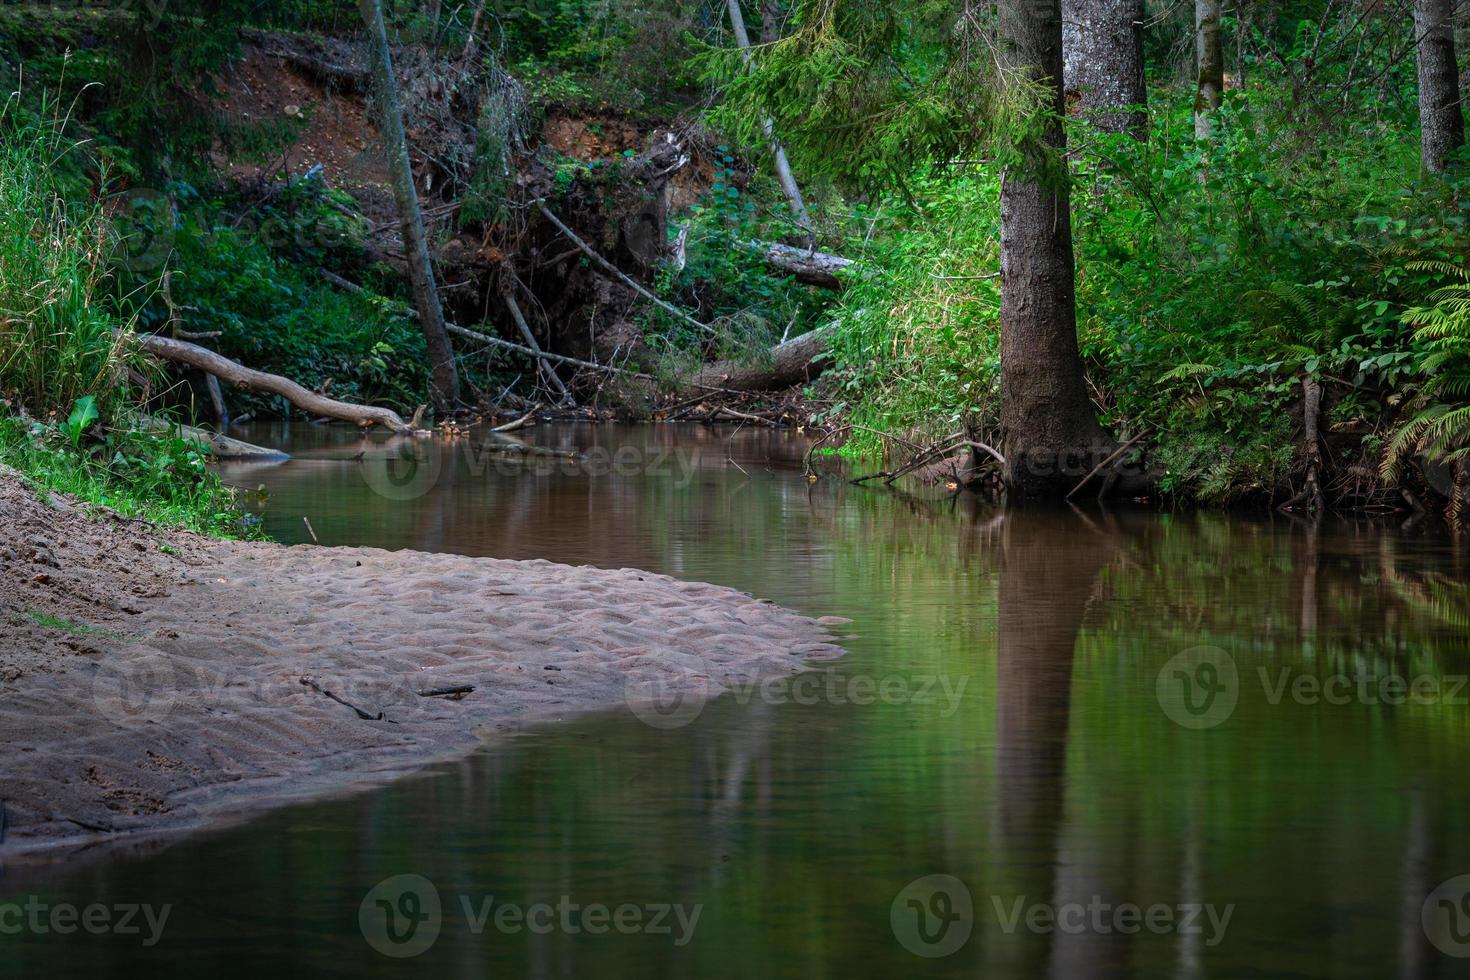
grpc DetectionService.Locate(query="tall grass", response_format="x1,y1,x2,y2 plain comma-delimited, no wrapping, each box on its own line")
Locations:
0,95,131,416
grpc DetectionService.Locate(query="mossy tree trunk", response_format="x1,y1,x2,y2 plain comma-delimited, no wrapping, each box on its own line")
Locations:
359,0,461,413
1194,0,1224,139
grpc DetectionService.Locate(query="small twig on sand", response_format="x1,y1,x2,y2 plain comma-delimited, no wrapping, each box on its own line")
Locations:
417,685,476,698
302,516,320,543
300,676,392,722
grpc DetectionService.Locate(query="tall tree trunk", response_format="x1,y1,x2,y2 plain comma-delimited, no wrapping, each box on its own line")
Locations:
1416,0,1466,174
359,0,460,413
725,0,813,242
999,0,1112,500
1194,0,1224,139
1062,0,1147,136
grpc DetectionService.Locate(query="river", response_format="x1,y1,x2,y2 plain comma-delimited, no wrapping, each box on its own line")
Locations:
5,421,1470,977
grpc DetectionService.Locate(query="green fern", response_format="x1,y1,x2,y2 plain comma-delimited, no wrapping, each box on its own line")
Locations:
1382,265,1470,480
1157,362,1215,383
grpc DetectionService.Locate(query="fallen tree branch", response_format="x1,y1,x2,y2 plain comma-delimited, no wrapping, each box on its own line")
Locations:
759,242,854,289
320,269,752,396
138,417,290,462
505,293,573,406
131,332,414,433
851,432,1004,487
692,328,829,392
299,676,391,722
491,409,536,432
1066,429,1151,502
533,200,714,335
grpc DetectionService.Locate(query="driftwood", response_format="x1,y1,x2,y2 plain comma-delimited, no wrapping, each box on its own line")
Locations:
692,328,830,392
140,418,290,462
760,243,854,290
132,333,415,433
850,432,1005,487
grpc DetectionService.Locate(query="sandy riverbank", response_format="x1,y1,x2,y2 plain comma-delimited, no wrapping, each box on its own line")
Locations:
0,471,844,857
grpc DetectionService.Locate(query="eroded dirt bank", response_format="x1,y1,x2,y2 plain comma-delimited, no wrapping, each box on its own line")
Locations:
0,471,843,856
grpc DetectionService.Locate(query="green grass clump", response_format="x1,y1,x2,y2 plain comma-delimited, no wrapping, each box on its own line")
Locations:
0,96,131,417
0,414,260,538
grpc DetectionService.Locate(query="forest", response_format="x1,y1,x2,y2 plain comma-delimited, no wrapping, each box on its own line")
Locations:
10,5,1470,975
2,0,1470,523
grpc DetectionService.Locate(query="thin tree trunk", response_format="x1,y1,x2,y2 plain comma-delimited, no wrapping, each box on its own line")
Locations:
725,0,813,242
1195,0,1224,138
1416,0,1466,173
359,0,461,413
504,293,573,406
998,0,1113,500
463,0,489,60
1062,0,1147,136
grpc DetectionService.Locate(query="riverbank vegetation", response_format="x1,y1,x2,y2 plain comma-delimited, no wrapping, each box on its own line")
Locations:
2,2,1469,517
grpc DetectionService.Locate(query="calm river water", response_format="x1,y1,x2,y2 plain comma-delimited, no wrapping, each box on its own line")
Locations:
5,422,1470,978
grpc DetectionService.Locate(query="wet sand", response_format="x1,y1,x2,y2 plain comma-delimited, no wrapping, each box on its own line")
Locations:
0,470,843,856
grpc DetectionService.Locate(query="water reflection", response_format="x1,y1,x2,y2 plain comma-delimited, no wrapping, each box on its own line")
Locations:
3,424,1469,978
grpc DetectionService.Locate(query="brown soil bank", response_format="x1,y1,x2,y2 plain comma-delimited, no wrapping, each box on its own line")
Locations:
0,471,843,856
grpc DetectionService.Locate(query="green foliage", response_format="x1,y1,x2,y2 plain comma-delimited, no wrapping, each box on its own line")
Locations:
113,179,432,415
821,168,1002,455
63,396,99,448
0,413,256,537
499,0,705,112
655,146,837,364
811,61,1470,500
0,97,132,417
698,0,1018,192
1383,263,1470,478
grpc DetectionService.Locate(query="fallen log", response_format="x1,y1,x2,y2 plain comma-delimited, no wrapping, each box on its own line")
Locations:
691,328,830,392
760,243,854,290
140,418,290,462
131,333,414,434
